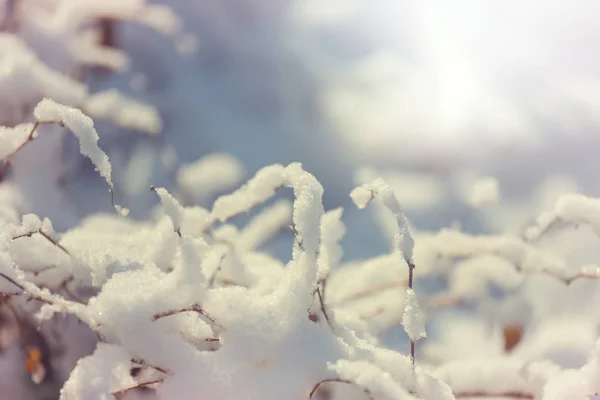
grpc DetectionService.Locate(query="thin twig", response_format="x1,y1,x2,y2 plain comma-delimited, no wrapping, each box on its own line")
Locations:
59,276,86,304
130,358,170,376
12,229,70,256
153,304,221,329
112,378,164,397
406,258,416,365
207,252,228,288
3,120,63,163
38,230,71,256
0,271,24,291
514,262,600,286
309,378,373,400
19,265,58,277
314,284,334,332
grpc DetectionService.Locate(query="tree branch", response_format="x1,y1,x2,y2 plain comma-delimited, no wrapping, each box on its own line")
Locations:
309,378,373,400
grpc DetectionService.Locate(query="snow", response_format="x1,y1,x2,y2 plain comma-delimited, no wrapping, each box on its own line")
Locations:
0,123,35,160
212,164,286,222
402,289,426,342
82,90,162,135
152,187,184,234
318,207,345,281
60,343,137,400
235,199,292,252
176,154,245,206
135,5,183,37
32,98,129,216
468,176,500,208
33,99,112,187
351,178,415,262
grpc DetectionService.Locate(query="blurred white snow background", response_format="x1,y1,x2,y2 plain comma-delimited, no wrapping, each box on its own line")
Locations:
90,0,600,252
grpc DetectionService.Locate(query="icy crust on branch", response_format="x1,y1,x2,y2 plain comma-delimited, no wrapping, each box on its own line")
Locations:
351,178,415,262
32,99,128,215
153,187,184,234
350,178,423,346
34,99,111,185
402,289,426,341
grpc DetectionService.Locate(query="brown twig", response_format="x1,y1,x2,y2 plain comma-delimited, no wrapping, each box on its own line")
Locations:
405,258,417,365
19,265,59,277
207,252,228,288
12,229,70,256
314,283,334,332
0,271,25,292
3,120,63,163
514,262,600,286
58,276,86,304
309,378,373,400
153,304,221,330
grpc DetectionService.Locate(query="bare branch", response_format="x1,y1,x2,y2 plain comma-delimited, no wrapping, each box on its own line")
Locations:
58,276,86,304
12,228,70,256
309,378,373,400
207,252,227,288
112,378,163,397
0,271,24,292
3,120,62,163
312,284,334,333
153,304,222,330
513,262,600,286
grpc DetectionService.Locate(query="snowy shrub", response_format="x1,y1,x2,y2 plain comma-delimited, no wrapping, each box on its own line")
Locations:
0,99,600,400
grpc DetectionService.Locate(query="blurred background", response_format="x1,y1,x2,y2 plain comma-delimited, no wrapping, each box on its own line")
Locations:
87,0,600,257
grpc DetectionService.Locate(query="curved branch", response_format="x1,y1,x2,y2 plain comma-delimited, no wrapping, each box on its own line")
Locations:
309,378,373,400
